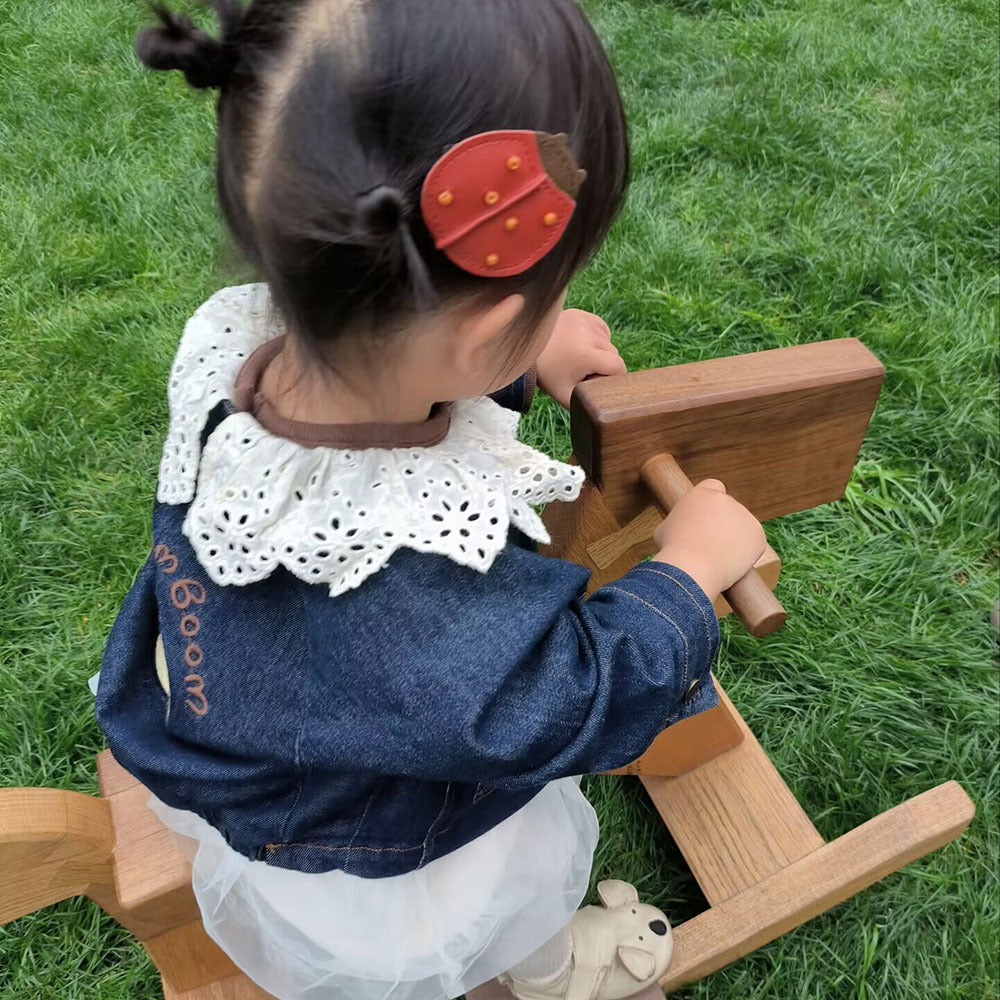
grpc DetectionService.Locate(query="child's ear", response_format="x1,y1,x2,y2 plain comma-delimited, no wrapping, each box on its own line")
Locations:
453,294,525,375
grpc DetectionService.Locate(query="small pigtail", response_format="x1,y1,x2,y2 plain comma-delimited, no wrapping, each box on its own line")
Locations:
356,186,437,311
136,0,243,90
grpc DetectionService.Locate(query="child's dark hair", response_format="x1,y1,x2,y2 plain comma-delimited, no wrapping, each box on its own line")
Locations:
138,0,629,357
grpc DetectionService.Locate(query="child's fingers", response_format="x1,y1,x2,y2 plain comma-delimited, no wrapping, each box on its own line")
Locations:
565,308,613,344
586,345,626,377
596,347,626,374
695,478,727,494
591,316,612,341
586,319,613,344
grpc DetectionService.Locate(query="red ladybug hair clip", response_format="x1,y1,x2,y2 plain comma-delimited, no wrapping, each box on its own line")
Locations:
421,130,587,278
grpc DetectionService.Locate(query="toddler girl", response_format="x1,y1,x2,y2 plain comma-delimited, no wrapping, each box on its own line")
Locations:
96,2,765,999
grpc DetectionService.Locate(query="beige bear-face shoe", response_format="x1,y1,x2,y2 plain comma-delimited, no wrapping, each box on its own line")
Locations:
498,880,673,1000
467,982,665,1000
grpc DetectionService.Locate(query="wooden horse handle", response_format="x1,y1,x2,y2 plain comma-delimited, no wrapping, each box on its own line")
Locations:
640,453,787,637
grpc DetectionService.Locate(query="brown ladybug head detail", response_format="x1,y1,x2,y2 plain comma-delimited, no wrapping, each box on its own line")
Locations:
420,130,587,278
535,132,588,199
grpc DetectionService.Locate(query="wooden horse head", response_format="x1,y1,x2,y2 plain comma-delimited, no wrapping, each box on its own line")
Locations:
570,337,885,526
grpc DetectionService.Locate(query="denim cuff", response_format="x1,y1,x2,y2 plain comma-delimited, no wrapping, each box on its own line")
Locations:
673,669,719,723
617,561,720,696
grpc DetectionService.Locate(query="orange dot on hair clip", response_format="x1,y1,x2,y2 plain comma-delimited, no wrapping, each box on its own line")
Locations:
484,190,500,206
504,216,519,231
543,211,559,227
437,190,454,206
485,253,500,267
506,155,521,171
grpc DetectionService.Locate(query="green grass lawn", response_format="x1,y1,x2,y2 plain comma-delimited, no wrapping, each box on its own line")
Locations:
1,0,997,997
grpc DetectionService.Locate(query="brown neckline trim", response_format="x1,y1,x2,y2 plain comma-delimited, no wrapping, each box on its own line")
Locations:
233,338,452,450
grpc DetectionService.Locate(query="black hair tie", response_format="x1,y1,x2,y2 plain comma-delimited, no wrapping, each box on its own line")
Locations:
136,1,243,91
356,186,437,310
356,186,407,236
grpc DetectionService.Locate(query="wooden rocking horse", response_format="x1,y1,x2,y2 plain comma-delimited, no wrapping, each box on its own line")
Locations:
0,338,975,998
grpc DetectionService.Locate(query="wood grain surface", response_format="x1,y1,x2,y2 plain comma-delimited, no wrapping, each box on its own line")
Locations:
0,787,114,924
571,339,885,525
642,684,825,906
660,781,975,992
98,750,201,939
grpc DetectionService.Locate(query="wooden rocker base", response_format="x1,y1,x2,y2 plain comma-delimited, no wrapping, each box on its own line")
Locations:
660,779,972,991
467,774,971,999
639,690,974,992
467,981,665,1000
1,746,971,999
162,976,275,1000
474,723,973,997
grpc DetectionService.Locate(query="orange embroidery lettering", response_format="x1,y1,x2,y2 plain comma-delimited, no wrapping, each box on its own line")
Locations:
179,614,200,638
170,578,206,610
184,674,208,716
153,544,178,574
154,544,210,718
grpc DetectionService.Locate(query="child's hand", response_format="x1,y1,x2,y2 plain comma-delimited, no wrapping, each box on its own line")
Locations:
536,309,626,408
652,480,766,600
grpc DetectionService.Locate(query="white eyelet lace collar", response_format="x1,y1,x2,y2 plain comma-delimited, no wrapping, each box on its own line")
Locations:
157,284,584,596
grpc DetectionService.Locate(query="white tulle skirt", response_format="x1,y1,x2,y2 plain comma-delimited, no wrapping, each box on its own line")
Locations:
149,778,598,1000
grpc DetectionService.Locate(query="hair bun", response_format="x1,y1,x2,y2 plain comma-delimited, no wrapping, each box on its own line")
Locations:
136,2,241,90
356,186,436,309
356,186,407,236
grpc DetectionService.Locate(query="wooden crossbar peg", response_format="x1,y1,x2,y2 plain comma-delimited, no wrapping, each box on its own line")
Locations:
640,453,787,637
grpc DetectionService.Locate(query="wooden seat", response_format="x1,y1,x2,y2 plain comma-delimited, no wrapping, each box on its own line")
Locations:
0,753,274,999
95,752,276,999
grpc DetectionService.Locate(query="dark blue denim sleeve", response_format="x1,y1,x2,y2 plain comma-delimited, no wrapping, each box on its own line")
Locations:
487,368,537,413
302,545,719,787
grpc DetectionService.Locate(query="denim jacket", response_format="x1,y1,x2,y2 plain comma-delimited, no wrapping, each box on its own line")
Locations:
95,287,720,878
